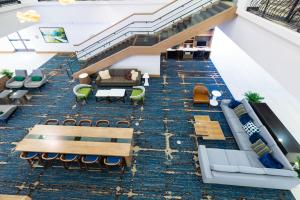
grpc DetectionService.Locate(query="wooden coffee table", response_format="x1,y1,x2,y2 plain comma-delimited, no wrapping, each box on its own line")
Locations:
194,115,225,140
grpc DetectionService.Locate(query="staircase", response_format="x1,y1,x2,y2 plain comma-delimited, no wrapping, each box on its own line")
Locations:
73,0,236,78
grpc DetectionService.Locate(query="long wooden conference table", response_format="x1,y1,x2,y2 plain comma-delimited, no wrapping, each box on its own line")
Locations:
15,125,134,167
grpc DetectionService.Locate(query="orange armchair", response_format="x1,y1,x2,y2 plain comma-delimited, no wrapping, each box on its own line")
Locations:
193,84,210,106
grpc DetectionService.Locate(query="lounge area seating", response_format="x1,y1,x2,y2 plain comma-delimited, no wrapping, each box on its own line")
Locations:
0,105,17,123
198,99,299,190
6,70,27,89
130,86,145,104
24,69,47,90
73,84,92,102
193,84,210,106
96,69,141,86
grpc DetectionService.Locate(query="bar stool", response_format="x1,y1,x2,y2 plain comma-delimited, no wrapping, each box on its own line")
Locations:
81,155,101,170
60,154,81,170
95,120,110,127
103,156,125,174
20,152,39,167
62,119,77,126
45,119,59,125
116,120,130,128
41,153,59,168
78,119,93,127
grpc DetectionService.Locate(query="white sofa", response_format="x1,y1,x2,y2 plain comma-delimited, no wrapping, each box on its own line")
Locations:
198,99,299,189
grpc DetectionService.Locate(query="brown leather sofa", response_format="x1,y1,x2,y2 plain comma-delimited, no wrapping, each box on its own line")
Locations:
193,84,210,105
96,69,141,87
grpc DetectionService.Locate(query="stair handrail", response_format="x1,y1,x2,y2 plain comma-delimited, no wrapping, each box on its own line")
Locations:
75,0,197,52
74,0,177,47
76,0,217,60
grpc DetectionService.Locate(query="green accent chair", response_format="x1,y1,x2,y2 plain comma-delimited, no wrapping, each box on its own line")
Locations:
73,84,92,102
130,86,145,104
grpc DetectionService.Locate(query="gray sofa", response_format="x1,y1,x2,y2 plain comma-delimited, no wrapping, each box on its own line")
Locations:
0,105,17,123
96,69,141,87
198,99,299,190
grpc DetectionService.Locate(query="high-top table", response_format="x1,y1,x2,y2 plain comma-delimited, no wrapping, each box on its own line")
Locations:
15,125,134,167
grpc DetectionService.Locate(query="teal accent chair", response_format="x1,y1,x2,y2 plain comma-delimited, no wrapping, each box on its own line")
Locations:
73,84,92,102
130,86,145,104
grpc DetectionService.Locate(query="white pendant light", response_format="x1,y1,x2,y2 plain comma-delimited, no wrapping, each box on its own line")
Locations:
16,10,40,23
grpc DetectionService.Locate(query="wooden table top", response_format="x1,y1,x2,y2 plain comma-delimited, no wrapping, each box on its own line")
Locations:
194,121,225,140
0,195,31,200
28,125,133,139
15,125,134,157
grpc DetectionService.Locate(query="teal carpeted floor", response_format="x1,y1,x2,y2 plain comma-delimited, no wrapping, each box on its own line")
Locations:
0,54,295,199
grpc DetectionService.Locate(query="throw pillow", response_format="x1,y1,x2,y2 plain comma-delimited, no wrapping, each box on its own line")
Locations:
14,76,25,81
259,153,284,169
242,121,260,136
131,70,139,81
239,113,253,125
251,139,272,157
31,76,42,82
99,70,111,80
125,70,132,80
233,104,247,118
249,132,267,144
228,99,241,109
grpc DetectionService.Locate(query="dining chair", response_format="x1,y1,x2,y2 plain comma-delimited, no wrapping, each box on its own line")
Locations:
95,120,110,127
103,156,125,174
41,153,59,168
45,119,59,125
116,120,130,128
62,119,77,126
20,152,39,167
60,154,82,170
81,155,101,170
78,119,93,127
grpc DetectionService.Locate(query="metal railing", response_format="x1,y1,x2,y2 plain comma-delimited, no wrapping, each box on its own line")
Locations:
0,0,20,7
75,0,220,60
247,0,300,32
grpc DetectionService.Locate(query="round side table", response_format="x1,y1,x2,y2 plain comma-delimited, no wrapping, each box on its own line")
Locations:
210,90,222,106
79,73,91,84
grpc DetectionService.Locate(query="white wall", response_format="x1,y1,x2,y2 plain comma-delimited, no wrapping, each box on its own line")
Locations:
0,37,14,52
0,0,171,39
218,9,300,102
211,27,300,144
111,55,161,76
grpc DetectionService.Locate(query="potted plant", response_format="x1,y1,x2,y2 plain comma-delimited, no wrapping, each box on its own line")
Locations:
0,69,13,90
0,69,13,79
244,91,265,103
293,157,300,178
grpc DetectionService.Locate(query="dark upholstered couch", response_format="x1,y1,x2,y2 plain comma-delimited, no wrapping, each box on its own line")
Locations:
96,69,141,87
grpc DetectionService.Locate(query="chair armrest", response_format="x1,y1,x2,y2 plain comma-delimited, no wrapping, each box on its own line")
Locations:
198,145,213,179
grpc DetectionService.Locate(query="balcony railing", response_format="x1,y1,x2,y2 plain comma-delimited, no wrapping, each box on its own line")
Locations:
247,0,300,32
0,0,20,7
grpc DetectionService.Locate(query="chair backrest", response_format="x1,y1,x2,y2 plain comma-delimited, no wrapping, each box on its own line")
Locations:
78,119,93,126
116,120,130,128
73,84,91,96
193,84,209,96
96,120,110,127
31,69,43,77
15,70,27,77
45,119,59,125
63,119,77,126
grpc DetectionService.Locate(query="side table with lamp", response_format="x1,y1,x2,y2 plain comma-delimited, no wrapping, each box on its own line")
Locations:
143,73,150,86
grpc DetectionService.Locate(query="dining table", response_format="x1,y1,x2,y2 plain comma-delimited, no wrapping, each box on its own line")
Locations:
15,125,134,167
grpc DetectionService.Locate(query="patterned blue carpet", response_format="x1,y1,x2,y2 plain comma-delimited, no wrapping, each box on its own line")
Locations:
0,54,295,200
